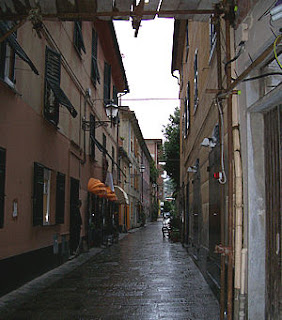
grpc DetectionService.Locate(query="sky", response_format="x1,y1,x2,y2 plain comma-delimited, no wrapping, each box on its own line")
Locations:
114,18,180,141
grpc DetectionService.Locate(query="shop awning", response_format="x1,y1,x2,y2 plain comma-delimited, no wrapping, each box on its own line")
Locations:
88,178,107,196
114,185,129,205
105,186,118,201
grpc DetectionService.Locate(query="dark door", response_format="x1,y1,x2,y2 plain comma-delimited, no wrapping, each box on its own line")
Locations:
185,182,189,245
207,143,221,290
264,106,281,320
69,177,80,253
192,166,201,259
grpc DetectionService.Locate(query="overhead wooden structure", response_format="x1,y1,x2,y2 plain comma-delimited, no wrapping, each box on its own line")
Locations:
0,0,219,36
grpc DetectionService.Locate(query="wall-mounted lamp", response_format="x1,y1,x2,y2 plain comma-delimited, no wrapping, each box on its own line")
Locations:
201,137,216,148
105,102,118,119
82,102,119,130
187,166,198,173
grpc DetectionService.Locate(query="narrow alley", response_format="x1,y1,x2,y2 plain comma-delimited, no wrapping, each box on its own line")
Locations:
0,221,219,320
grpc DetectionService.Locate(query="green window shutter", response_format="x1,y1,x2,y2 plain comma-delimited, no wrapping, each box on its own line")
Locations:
44,46,77,122
0,147,6,228
90,114,96,161
56,172,65,224
113,85,118,105
91,29,100,86
74,21,86,55
103,62,111,104
33,162,44,226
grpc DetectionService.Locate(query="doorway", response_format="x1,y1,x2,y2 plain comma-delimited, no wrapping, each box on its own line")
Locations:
69,177,80,253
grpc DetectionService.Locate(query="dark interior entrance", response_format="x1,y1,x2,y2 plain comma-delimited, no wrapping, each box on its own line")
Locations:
69,177,80,253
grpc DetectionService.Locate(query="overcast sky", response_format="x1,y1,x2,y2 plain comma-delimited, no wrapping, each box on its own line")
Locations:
114,18,180,141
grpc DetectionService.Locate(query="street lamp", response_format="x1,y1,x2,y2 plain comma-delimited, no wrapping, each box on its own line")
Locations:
105,102,119,119
82,102,119,130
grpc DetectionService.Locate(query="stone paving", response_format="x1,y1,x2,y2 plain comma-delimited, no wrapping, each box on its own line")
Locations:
0,221,219,320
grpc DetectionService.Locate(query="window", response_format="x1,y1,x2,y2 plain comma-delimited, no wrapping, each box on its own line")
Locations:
194,49,199,112
0,21,38,87
33,162,65,226
113,85,118,105
91,29,100,86
74,21,86,56
44,46,77,126
103,62,111,104
0,147,6,228
209,16,217,61
0,37,15,87
90,114,96,161
184,82,191,138
185,21,189,63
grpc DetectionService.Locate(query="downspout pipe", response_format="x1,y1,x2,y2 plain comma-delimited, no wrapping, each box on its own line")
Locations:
214,11,226,320
225,18,234,320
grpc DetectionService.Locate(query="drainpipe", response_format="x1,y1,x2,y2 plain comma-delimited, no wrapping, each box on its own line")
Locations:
231,44,246,320
215,11,226,320
225,18,234,320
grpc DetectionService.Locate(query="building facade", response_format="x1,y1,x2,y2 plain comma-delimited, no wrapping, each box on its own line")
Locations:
0,17,128,295
119,107,152,229
172,1,281,319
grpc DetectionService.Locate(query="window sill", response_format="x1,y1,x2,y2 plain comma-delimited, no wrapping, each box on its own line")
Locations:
0,78,21,96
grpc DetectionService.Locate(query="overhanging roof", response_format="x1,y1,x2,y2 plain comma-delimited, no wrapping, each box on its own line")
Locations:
0,1,219,22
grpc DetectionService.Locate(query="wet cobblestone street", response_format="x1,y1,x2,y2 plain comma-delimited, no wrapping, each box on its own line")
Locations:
1,221,219,319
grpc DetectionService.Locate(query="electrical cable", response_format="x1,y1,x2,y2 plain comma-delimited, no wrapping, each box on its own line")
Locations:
274,34,282,70
224,41,245,81
242,72,282,81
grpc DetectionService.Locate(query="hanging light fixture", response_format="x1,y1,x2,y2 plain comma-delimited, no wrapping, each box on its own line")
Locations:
105,102,119,119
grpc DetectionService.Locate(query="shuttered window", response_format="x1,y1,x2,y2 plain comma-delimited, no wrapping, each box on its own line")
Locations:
56,172,65,224
91,29,100,86
103,62,111,104
193,49,199,112
184,82,190,138
74,21,86,56
44,47,77,125
90,113,96,161
33,162,44,226
185,21,189,62
0,21,38,81
0,147,6,228
113,85,118,105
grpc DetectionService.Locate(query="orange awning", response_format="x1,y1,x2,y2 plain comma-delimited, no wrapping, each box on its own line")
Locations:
88,178,107,196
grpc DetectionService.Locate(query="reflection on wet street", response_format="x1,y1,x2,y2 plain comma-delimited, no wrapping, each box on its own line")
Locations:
4,221,219,319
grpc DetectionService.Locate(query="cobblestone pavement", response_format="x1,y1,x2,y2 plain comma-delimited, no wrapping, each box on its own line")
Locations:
1,221,219,320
